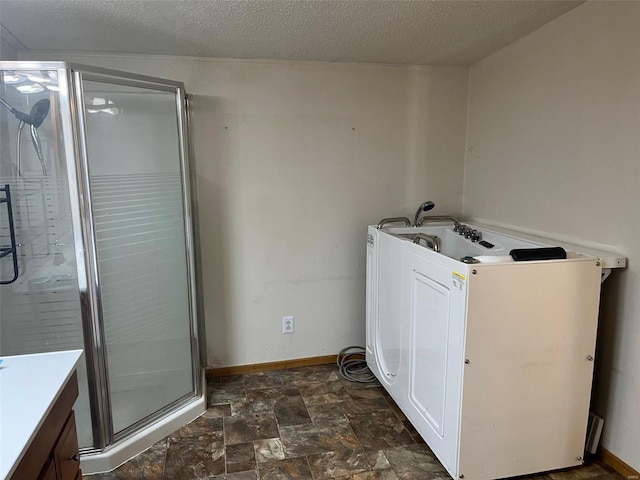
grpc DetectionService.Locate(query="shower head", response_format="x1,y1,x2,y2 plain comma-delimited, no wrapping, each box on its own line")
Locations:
413,200,436,226
26,99,50,128
0,97,51,175
0,97,50,126
419,201,435,212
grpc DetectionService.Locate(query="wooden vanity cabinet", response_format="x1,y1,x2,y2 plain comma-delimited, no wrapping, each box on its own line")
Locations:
51,411,81,480
10,372,82,480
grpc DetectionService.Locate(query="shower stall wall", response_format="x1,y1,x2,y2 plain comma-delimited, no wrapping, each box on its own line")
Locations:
0,62,205,473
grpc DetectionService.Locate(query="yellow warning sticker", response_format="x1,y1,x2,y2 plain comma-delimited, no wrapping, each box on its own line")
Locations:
452,272,466,281
452,271,466,291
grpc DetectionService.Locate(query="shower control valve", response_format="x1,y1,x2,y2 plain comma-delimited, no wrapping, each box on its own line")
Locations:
470,230,482,242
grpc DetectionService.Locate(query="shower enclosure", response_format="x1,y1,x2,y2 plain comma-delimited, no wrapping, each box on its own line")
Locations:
0,62,205,472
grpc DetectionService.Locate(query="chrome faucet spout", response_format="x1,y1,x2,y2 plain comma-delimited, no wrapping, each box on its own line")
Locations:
413,201,435,226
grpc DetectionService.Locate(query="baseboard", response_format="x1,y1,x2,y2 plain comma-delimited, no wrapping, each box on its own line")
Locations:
206,354,338,378
599,447,639,479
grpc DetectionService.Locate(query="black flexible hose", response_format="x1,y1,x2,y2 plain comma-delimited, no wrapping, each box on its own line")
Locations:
336,346,377,383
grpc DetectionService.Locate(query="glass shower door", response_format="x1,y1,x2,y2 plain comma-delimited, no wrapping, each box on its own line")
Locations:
80,78,195,435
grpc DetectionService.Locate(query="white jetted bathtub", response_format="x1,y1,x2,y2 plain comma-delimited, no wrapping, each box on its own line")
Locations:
365,220,625,480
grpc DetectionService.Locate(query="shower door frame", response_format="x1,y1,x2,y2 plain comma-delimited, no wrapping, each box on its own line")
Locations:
1,61,204,452
71,63,204,450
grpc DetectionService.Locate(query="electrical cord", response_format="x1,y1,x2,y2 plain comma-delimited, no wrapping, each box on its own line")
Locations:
337,346,377,383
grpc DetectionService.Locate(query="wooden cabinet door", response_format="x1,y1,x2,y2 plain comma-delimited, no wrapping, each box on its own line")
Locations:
37,459,57,480
54,412,81,480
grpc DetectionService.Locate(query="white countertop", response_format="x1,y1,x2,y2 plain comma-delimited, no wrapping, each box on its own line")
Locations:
0,349,83,480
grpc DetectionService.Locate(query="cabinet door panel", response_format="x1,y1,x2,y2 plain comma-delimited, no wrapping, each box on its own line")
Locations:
402,244,467,477
37,460,57,480
409,271,451,437
54,412,81,480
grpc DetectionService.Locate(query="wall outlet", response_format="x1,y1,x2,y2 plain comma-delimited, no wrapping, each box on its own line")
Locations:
282,316,295,334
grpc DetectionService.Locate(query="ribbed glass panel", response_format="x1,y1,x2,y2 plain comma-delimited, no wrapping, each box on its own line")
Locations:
92,173,186,347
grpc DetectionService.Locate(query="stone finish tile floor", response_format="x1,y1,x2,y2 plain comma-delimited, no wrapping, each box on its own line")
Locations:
84,364,625,480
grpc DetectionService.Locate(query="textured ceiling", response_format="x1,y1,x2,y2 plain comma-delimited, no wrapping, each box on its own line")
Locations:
0,0,583,65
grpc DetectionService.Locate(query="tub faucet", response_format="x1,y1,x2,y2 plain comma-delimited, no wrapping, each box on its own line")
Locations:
413,201,435,226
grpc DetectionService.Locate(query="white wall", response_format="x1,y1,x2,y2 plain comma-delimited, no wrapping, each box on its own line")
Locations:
464,1,639,470
22,52,469,368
